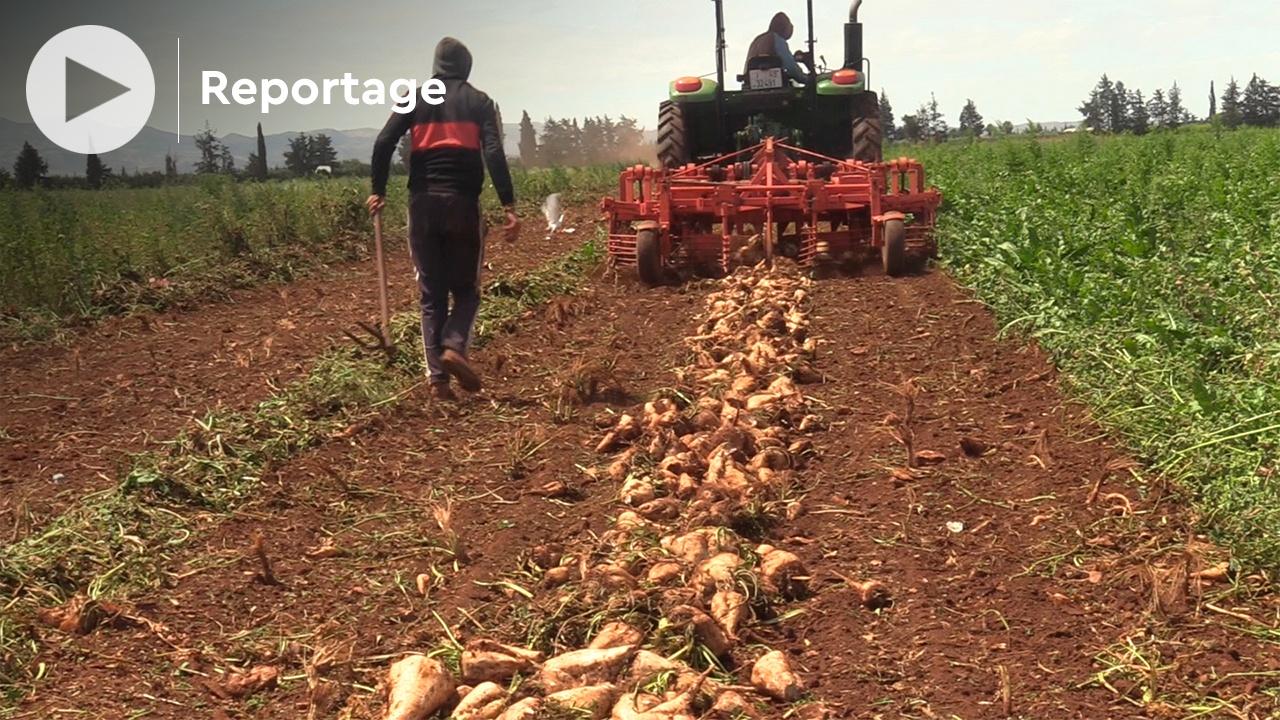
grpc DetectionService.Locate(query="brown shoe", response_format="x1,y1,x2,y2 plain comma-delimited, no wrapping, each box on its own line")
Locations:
441,348,482,392
430,382,457,402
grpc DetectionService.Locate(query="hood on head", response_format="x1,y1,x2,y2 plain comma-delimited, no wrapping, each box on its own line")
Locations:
769,12,793,39
433,37,473,80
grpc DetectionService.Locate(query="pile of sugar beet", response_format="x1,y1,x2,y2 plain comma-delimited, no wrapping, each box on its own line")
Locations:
380,266,875,720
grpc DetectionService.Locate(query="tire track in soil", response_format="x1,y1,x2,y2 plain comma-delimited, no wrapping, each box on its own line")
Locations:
0,207,595,540
774,271,1275,718
12,262,1276,719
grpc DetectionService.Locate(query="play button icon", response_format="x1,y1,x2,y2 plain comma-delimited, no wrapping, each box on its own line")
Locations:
65,58,133,123
26,25,156,155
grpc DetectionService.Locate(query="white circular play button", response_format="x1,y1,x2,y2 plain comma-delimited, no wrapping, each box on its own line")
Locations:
26,25,156,155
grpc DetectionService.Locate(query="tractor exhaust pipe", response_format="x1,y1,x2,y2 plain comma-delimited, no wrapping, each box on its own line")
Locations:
844,0,863,70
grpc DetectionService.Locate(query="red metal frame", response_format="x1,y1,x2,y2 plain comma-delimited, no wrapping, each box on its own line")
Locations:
602,138,941,273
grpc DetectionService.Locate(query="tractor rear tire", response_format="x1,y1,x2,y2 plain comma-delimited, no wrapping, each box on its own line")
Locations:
882,218,906,277
851,93,883,163
636,227,664,286
657,101,690,169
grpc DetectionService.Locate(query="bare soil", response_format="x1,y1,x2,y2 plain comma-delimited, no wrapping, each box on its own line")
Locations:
0,207,596,541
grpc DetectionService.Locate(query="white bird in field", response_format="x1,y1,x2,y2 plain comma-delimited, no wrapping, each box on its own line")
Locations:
542,193,565,234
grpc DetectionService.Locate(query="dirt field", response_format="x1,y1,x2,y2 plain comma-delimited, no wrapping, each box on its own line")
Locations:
3,203,1278,720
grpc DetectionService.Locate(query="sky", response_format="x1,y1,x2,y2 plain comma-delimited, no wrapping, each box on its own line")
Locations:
1,0,1278,139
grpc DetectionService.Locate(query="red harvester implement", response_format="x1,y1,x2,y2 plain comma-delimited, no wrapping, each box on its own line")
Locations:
602,137,942,284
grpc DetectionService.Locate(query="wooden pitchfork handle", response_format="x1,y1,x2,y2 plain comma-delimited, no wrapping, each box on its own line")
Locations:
373,210,392,349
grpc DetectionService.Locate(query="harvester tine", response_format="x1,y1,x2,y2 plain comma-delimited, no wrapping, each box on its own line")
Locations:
764,209,775,270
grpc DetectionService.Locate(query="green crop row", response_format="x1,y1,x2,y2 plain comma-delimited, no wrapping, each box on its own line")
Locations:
0,164,623,338
907,127,1280,568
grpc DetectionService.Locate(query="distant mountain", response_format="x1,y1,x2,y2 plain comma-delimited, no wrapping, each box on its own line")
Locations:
0,117,543,175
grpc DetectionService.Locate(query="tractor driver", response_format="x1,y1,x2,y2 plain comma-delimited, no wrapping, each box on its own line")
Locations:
744,12,811,86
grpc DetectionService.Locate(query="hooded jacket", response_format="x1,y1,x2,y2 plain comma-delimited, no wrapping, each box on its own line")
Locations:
371,37,515,205
744,13,808,85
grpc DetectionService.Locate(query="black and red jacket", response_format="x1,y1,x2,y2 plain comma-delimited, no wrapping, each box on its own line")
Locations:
371,37,515,206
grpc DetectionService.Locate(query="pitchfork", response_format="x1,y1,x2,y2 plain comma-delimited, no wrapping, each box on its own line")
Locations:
344,209,396,363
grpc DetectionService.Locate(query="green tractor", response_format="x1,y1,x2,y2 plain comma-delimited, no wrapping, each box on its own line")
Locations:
658,0,883,169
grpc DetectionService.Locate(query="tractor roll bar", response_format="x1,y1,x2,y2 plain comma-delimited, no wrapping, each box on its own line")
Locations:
713,0,726,151
806,0,816,83
709,0,864,93
806,0,818,141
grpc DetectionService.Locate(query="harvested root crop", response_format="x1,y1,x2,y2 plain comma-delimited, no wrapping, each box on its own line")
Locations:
625,652,671,686
572,266,832,715
748,446,792,472
590,563,640,591
668,605,734,657
461,640,543,684
662,529,738,566
541,645,636,693
630,653,720,704
610,692,664,720
692,552,743,597
710,589,749,639
36,595,136,635
693,409,722,432
647,561,683,585
545,683,619,720
750,650,803,702
757,546,808,598
224,665,279,699
636,497,682,522
496,697,541,720
607,449,639,481
452,682,507,720
543,565,578,587
385,655,457,720
853,579,893,610
709,690,760,719
621,477,657,506
645,669,714,719
590,621,644,650
616,511,649,532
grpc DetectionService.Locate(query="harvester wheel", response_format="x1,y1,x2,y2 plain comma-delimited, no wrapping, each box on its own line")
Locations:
657,101,690,169
882,218,906,277
851,92,883,163
635,227,665,286
852,117,883,163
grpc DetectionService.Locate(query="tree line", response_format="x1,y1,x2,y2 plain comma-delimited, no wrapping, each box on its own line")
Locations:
875,70,1280,145
878,92,1000,142
881,92,1078,141
189,122,342,178
1077,73,1280,133
1076,75,1195,133
515,111,651,168
3,121,352,191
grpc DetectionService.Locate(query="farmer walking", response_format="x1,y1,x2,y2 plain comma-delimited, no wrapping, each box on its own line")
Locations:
368,36,520,401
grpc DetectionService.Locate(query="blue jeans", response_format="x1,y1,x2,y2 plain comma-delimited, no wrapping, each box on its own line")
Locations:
407,191,485,384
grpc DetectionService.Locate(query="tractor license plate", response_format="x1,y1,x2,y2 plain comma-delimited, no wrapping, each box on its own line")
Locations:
749,68,784,89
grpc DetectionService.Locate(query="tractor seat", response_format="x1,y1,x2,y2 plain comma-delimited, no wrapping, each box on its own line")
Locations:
739,54,786,90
